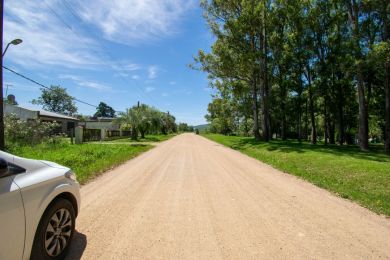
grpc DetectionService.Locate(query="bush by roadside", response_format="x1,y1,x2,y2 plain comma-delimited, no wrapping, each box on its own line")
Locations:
5,114,64,149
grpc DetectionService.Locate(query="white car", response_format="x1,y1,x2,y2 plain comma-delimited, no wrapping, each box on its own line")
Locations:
0,151,80,260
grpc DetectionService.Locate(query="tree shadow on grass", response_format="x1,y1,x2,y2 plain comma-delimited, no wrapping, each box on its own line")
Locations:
232,138,390,163
65,230,87,260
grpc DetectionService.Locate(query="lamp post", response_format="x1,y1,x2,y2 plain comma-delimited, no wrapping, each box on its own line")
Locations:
1,0,4,150
2,38,23,57
1,0,23,150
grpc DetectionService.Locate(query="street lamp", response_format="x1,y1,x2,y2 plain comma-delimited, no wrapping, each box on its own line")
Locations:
2,38,23,57
1,37,23,150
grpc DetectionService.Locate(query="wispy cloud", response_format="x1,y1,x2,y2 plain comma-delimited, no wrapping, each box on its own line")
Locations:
169,81,176,85
148,66,159,79
132,75,140,80
78,81,111,91
58,74,82,81
4,1,101,69
111,62,140,72
59,74,111,91
145,87,155,92
75,0,195,45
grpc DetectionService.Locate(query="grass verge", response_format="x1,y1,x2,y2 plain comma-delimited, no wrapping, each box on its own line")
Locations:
108,134,176,143
9,143,152,184
203,134,390,216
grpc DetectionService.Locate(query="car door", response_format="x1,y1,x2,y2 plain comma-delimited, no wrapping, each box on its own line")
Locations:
0,175,25,260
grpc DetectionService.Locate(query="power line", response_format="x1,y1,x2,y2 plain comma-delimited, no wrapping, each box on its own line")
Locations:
45,0,164,110
3,65,98,108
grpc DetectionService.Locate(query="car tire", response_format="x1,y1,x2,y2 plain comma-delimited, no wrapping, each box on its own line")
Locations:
30,198,76,260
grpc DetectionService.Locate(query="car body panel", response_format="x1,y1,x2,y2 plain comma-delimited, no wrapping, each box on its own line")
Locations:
0,176,25,260
0,151,80,260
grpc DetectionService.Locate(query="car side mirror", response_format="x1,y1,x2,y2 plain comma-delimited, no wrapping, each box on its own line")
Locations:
0,158,9,177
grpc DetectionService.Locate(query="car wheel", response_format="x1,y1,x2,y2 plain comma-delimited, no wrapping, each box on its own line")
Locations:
31,198,76,260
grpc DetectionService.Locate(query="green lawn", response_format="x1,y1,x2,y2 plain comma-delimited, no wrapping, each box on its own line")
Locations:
108,134,176,143
203,134,390,216
9,143,152,184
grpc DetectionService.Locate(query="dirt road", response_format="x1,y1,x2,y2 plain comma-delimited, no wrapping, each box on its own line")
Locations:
67,133,390,259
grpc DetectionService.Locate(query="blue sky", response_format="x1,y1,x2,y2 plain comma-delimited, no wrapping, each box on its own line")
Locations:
3,0,214,125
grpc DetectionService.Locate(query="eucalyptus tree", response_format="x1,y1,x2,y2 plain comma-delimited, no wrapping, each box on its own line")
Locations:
197,0,389,151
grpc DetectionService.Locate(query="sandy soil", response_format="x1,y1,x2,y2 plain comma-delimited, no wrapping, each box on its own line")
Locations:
67,133,390,260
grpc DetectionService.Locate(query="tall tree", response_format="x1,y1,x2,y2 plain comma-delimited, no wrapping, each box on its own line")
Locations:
32,86,77,116
94,102,116,118
347,0,369,150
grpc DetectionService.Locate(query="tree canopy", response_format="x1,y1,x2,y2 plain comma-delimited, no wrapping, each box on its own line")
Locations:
94,102,116,118
32,86,77,116
194,0,390,152
117,103,177,140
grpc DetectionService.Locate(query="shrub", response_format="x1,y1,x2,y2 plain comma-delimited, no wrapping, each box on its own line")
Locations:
5,114,62,148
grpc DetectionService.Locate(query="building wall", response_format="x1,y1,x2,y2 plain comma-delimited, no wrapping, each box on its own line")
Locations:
4,103,39,120
82,121,120,131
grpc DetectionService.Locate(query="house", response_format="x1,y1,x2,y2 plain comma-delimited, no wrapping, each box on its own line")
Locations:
4,103,79,134
78,117,120,131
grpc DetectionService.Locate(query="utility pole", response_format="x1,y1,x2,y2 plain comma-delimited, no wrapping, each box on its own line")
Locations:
0,0,5,150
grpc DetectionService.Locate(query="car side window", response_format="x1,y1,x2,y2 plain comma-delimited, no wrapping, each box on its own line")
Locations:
7,162,26,175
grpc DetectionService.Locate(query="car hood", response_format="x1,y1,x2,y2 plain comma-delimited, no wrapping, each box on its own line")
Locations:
0,151,68,172
39,160,69,170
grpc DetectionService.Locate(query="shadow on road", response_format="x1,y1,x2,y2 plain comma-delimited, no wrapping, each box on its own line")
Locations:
65,230,87,260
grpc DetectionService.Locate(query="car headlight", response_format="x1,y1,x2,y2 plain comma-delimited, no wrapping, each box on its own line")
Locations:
65,171,77,181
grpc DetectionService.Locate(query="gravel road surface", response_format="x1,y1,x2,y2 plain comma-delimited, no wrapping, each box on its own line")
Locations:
67,133,390,259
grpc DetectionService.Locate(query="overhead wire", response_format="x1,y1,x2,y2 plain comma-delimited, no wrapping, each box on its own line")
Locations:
3,65,98,108
45,0,164,110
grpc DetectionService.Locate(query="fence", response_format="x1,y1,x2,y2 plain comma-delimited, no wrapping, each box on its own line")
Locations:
107,130,120,138
83,129,101,142
122,130,132,136
76,128,134,143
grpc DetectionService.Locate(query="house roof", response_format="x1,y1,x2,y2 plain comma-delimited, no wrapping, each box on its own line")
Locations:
7,104,79,121
85,117,115,122
38,109,79,121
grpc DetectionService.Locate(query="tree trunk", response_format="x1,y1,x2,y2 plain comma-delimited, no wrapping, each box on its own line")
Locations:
338,83,346,145
131,127,138,141
297,95,302,144
253,79,261,141
357,63,369,150
260,8,270,142
280,73,287,141
348,0,369,151
297,66,303,144
382,0,390,153
324,103,329,145
307,68,317,144
329,120,336,144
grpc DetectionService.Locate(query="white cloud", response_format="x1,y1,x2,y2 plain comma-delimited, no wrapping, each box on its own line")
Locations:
148,66,159,79
145,87,155,92
132,75,140,80
78,81,111,91
111,62,140,72
169,81,176,85
115,72,129,77
74,0,195,44
4,1,101,69
162,92,169,97
59,74,111,91
59,74,82,81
